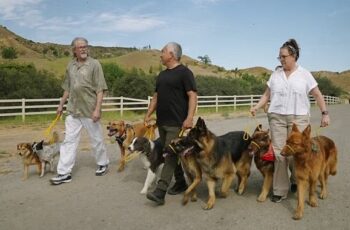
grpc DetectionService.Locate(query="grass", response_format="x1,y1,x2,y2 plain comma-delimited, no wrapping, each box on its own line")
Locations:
0,106,253,127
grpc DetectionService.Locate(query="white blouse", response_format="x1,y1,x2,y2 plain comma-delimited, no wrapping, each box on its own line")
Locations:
267,65,318,115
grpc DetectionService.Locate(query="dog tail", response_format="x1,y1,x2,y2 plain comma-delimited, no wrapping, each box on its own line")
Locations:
328,146,338,176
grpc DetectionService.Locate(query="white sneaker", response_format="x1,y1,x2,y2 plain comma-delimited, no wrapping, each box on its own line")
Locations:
95,165,108,176
50,174,72,185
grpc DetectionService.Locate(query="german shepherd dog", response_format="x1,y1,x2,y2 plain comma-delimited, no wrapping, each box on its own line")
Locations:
107,120,157,172
16,143,42,180
281,124,337,220
185,117,252,210
127,137,164,194
164,136,202,205
247,124,274,202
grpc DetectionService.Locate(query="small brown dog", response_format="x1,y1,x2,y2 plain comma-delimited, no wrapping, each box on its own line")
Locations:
247,125,274,202
107,120,157,172
17,143,42,180
281,124,337,220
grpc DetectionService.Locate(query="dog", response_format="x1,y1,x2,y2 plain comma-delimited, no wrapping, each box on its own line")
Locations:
281,124,337,220
247,124,274,202
32,132,60,177
184,117,252,210
16,143,42,180
127,136,164,194
107,120,157,172
164,136,202,205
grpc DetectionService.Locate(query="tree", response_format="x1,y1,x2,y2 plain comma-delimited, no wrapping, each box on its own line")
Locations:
197,55,211,65
1,47,18,59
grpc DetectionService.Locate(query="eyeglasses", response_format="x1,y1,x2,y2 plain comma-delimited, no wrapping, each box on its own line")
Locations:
277,54,291,61
76,45,88,50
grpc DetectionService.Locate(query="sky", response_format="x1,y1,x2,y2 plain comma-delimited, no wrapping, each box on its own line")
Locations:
0,0,349,72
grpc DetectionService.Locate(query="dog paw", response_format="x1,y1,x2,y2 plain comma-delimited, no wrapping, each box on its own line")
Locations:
182,196,189,205
293,213,302,220
308,200,318,207
319,192,328,199
202,203,214,210
257,195,267,202
140,189,147,194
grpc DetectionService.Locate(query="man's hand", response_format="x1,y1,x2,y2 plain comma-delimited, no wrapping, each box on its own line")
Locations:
92,109,101,122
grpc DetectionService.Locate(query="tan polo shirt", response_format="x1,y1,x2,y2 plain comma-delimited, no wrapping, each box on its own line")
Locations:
62,57,108,118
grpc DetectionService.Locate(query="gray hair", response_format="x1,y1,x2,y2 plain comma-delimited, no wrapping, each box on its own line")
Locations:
71,37,88,47
165,42,182,61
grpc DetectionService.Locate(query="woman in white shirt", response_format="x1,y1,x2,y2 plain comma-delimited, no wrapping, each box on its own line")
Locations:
250,39,330,203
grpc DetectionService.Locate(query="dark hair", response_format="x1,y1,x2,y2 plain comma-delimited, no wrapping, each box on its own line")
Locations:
281,38,300,61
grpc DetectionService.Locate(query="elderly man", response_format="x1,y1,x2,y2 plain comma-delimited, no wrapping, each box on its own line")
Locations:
50,37,109,185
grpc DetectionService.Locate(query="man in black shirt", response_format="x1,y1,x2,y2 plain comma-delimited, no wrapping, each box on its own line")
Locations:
144,42,197,205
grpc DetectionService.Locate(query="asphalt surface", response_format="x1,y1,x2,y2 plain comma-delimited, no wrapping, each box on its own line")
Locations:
0,104,349,230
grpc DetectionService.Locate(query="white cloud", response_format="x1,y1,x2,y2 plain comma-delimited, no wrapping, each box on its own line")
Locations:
0,0,43,20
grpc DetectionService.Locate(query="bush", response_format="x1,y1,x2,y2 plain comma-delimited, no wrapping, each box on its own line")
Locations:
1,47,18,59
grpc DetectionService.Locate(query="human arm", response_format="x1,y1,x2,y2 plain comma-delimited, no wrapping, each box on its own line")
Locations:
250,87,270,116
310,86,330,127
57,91,69,115
182,90,197,129
92,90,105,122
144,93,158,124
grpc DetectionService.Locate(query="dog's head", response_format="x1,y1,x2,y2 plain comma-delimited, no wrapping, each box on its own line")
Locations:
281,123,311,157
31,140,44,153
106,120,125,137
248,124,271,157
16,143,33,157
188,117,208,140
128,137,152,154
164,136,197,156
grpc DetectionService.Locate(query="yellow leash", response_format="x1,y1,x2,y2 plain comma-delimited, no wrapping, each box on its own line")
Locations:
243,113,260,140
43,114,61,144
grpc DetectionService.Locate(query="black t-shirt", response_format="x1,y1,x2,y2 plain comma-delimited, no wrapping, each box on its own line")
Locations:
155,64,197,127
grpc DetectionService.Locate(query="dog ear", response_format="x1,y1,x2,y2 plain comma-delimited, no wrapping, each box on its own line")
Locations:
292,123,299,132
302,125,311,138
255,124,262,132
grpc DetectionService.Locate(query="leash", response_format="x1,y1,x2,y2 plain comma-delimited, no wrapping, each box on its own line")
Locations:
43,114,61,144
243,113,261,140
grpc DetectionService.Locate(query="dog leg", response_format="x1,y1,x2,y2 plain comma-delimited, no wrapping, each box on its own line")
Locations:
140,169,156,194
308,178,318,207
294,180,306,220
220,172,235,198
203,178,216,210
257,172,273,202
22,165,28,181
40,162,45,177
117,146,126,172
319,170,328,199
183,174,201,205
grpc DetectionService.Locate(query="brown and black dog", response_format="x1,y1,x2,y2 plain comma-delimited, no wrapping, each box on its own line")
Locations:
281,124,337,220
183,117,251,210
107,120,157,172
16,143,42,180
247,124,274,202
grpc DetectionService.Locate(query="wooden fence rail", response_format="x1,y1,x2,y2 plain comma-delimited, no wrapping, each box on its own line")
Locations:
0,95,341,121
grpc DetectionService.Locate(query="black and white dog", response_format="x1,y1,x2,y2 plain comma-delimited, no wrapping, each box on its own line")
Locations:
128,137,164,194
32,134,60,177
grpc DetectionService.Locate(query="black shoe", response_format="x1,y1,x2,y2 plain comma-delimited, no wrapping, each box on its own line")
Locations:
96,165,108,176
50,174,72,185
270,195,287,203
146,188,166,205
290,183,297,193
167,181,188,195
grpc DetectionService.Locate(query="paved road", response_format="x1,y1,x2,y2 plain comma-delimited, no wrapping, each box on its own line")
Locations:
0,104,349,230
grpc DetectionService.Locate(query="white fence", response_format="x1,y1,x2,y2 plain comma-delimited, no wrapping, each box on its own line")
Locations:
0,95,341,121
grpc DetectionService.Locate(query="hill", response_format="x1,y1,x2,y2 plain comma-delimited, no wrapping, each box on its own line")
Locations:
1,25,349,93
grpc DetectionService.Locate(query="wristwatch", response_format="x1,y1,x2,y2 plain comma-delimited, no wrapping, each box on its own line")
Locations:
321,111,329,115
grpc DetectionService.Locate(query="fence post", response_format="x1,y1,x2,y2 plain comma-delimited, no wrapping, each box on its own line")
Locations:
234,95,236,111
250,95,254,107
120,96,124,117
215,95,218,113
21,98,25,122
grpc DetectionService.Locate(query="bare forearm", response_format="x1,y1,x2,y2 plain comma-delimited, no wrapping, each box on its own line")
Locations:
187,91,197,120
95,91,105,111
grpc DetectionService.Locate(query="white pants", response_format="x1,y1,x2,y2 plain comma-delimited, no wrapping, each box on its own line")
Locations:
267,113,309,197
57,115,109,175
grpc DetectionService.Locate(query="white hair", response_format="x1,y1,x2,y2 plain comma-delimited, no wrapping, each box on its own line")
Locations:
165,42,182,61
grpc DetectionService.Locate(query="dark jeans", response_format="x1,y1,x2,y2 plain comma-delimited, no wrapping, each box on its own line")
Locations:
157,125,186,191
